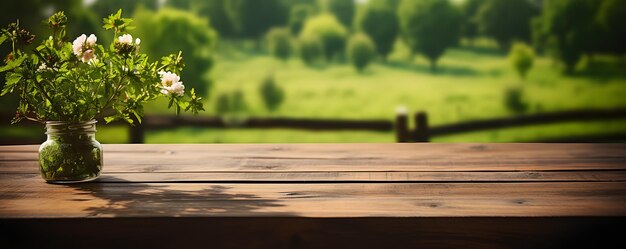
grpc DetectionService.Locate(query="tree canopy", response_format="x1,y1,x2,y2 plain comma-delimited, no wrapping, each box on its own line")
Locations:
355,1,399,60
133,8,217,96
300,14,348,61
475,0,539,50
398,0,461,71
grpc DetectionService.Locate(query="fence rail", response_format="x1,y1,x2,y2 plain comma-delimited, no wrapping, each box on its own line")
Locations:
2,107,626,144
395,108,626,142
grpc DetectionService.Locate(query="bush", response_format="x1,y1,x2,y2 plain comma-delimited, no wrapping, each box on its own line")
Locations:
300,14,348,61
508,42,535,80
298,33,325,66
398,0,462,72
224,0,288,39
504,86,528,113
133,8,217,97
347,33,377,72
266,27,294,61
326,0,355,28
355,1,399,60
288,4,315,35
214,90,248,114
259,74,285,112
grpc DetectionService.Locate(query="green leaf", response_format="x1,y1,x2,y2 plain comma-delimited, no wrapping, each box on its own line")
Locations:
104,116,117,123
1,72,22,96
0,34,7,47
0,55,26,73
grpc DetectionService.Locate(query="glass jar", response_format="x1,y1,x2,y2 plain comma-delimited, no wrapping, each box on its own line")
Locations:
38,120,103,183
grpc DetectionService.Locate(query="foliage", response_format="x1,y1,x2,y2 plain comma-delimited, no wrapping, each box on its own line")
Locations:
355,1,399,60
475,0,538,50
289,4,316,35
298,33,325,66
325,0,355,28
215,90,247,114
508,42,535,80
133,8,217,97
596,0,626,55
347,33,376,72
461,0,484,42
259,74,285,112
300,14,348,61
266,28,294,61
224,0,289,39
0,10,204,124
398,0,462,71
504,86,527,113
536,0,598,74
167,0,235,38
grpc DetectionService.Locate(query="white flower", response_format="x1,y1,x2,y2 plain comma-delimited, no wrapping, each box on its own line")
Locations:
118,34,133,45
72,34,98,63
86,34,97,47
159,71,185,96
161,82,185,97
72,34,86,56
37,63,49,72
135,38,141,45
159,71,181,87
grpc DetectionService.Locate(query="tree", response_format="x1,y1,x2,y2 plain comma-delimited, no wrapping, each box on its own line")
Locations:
289,4,315,35
133,8,217,96
266,27,294,61
298,33,325,66
300,14,348,61
259,74,285,112
508,42,535,80
347,33,376,72
596,0,626,55
224,0,289,39
325,0,355,28
461,0,484,43
167,0,235,38
355,1,399,60
475,0,539,50
398,0,461,72
537,0,598,74
89,0,158,18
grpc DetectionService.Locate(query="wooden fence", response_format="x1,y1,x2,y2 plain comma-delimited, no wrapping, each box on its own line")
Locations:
2,107,626,144
395,108,626,142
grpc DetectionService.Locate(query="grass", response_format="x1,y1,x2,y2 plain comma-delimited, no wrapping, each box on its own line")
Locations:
3,40,626,143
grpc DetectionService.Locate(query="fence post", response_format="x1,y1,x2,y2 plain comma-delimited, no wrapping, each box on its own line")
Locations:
129,122,144,144
395,107,410,143
414,111,429,142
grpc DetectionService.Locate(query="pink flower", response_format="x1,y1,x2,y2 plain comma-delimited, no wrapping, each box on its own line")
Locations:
72,34,97,63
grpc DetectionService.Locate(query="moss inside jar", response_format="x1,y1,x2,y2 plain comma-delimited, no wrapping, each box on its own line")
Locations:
38,120,102,183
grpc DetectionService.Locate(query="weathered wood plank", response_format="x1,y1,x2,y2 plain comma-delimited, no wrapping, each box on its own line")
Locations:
1,175,625,218
1,143,625,173
4,170,626,183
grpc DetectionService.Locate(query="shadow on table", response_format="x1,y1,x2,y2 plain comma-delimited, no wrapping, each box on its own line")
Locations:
69,176,293,217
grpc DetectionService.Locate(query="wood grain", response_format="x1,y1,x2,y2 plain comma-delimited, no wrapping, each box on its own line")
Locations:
1,143,625,248
1,143,625,173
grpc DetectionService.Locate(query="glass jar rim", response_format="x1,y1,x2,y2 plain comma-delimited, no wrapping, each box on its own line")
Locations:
45,120,97,134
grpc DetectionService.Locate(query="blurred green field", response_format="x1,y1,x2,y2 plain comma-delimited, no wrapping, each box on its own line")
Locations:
3,41,626,143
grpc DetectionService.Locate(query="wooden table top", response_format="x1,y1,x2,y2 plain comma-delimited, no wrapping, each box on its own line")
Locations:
1,143,625,218
1,143,626,248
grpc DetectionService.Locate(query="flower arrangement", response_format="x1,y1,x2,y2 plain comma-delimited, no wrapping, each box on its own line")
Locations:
0,10,204,125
